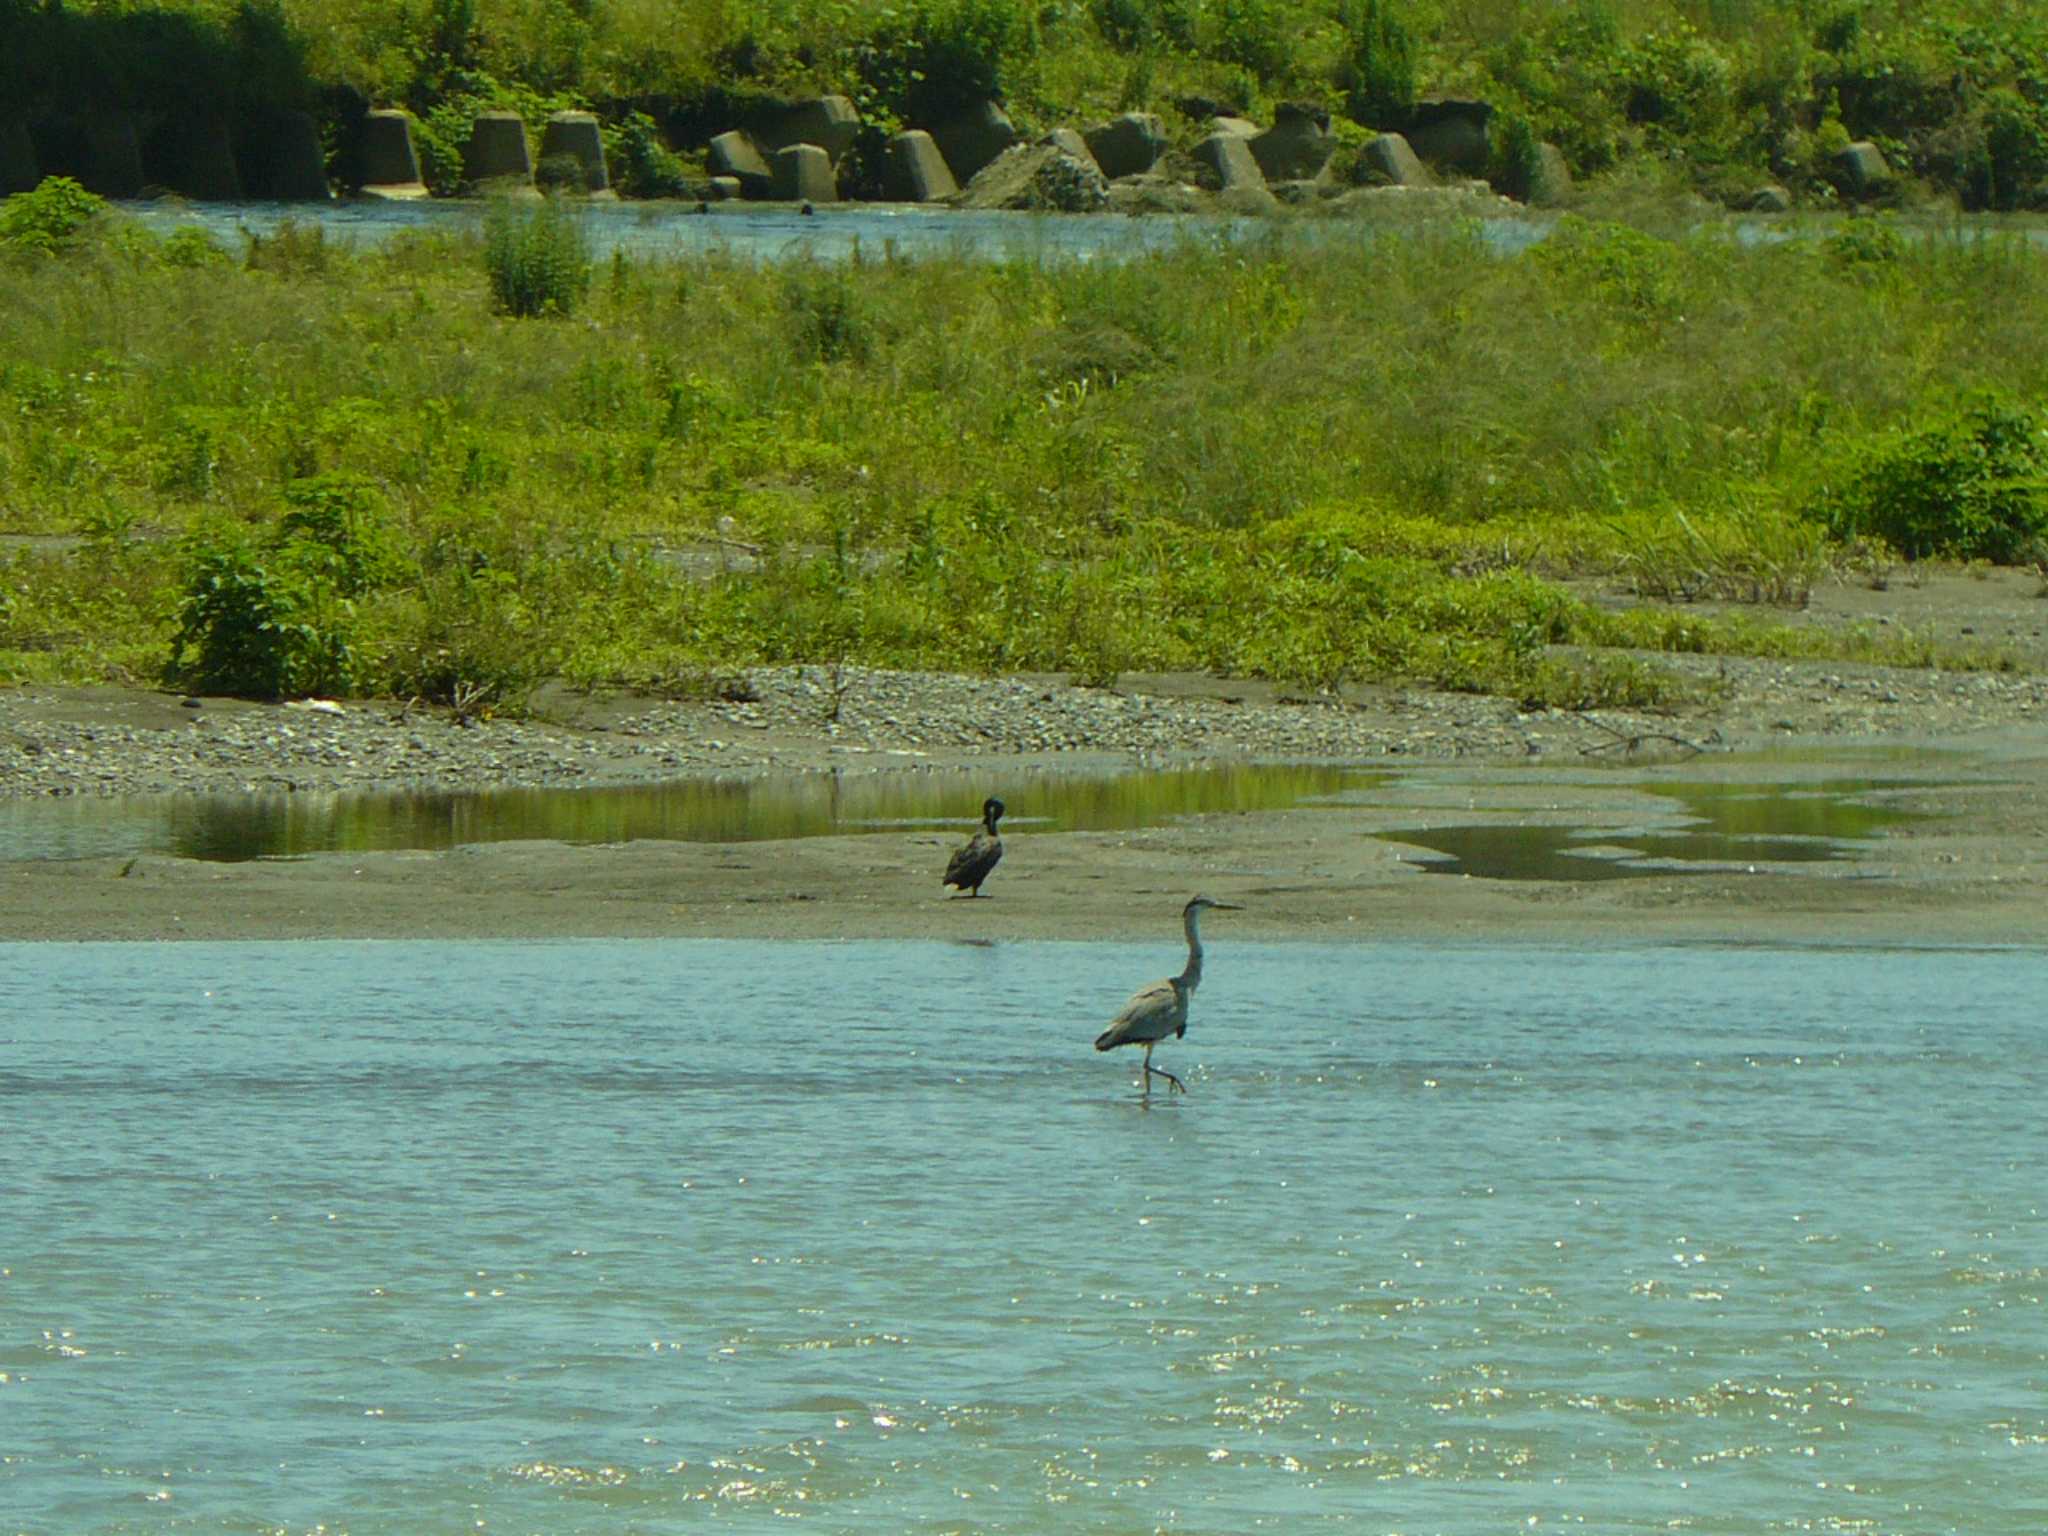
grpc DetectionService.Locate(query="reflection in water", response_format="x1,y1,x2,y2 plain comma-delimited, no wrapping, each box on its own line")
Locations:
0,763,1374,864
1397,778,1928,880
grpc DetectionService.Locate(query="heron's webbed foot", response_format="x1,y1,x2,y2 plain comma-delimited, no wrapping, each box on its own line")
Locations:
1146,1063,1187,1095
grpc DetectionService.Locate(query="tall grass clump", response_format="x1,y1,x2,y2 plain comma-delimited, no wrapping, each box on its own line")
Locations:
482,195,590,317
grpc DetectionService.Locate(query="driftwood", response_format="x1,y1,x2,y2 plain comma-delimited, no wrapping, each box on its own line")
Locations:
1574,712,1719,759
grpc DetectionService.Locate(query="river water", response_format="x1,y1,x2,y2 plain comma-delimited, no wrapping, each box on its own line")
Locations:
4,938,2043,1532
111,197,2048,266
120,195,1562,264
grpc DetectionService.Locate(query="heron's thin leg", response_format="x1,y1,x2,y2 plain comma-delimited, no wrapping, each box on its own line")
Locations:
1147,1062,1186,1095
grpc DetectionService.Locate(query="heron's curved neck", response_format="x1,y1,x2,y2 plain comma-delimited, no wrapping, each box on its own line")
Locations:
1178,906,1206,987
983,807,1000,833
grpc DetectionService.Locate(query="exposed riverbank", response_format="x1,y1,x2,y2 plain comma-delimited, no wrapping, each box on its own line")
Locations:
6,568,2047,946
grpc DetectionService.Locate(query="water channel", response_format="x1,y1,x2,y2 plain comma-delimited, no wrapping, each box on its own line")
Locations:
0,761,1936,879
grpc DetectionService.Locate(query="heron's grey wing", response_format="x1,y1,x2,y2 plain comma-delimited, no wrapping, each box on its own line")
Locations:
1095,978,1178,1049
943,829,1000,887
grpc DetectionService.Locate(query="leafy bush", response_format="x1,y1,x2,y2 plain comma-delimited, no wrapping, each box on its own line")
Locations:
1820,216,1905,270
0,177,109,256
168,534,357,698
159,225,231,268
482,195,591,317
1212,0,1292,85
603,110,689,198
1816,395,2048,564
1335,0,1415,128
279,473,406,594
1982,88,2048,211
859,0,1038,124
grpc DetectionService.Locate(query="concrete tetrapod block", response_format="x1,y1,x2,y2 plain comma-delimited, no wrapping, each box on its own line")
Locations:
1250,104,1333,183
148,114,242,200
83,116,146,197
755,96,859,165
770,143,835,203
708,130,772,198
0,118,37,195
464,111,535,193
1833,140,1891,199
930,99,1018,184
1406,99,1493,175
1365,132,1435,187
1083,112,1166,179
1194,130,1266,193
1521,141,1572,207
1039,127,1101,177
260,111,332,200
884,130,958,202
360,109,428,198
539,111,611,195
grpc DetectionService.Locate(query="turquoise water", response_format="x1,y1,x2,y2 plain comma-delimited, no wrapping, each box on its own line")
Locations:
4,939,2044,1532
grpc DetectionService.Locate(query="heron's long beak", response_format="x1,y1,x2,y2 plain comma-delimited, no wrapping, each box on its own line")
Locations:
1212,901,1245,910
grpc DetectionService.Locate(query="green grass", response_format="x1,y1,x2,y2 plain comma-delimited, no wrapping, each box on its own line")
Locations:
1,198,2044,708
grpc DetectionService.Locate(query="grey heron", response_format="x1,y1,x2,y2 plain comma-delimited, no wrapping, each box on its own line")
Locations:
943,796,1005,897
1094,894,1243,1095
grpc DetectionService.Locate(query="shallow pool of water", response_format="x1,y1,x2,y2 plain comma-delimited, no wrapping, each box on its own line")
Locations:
0,762,1375,863
1392,778,1929,880
4,937,2043,1532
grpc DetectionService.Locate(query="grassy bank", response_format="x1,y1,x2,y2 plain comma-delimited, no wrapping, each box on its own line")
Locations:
2,186,2045,714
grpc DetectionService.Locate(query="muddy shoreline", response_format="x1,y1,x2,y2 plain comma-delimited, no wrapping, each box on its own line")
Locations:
5,569,2047,946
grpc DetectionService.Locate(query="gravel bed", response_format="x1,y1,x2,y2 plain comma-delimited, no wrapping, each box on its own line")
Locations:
3,655,2045,800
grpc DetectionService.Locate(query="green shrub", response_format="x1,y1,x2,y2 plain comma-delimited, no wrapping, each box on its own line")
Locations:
1820,215,1904,270
1817,395,2048,564
1336,0,1415,128
279,473,407,594
168,535,357,699
1212,0,1292,85
159,225,231,269
860,0,1038,124
1983,88,2048,211
0,177,109,256
604,110,689,198
482,195,591,317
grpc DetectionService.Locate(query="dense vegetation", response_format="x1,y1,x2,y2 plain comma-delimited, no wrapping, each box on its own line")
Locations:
3,0,2047,207
2,178,2043,712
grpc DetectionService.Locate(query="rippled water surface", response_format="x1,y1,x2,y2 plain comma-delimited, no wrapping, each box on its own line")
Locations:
5,940,2044,1532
